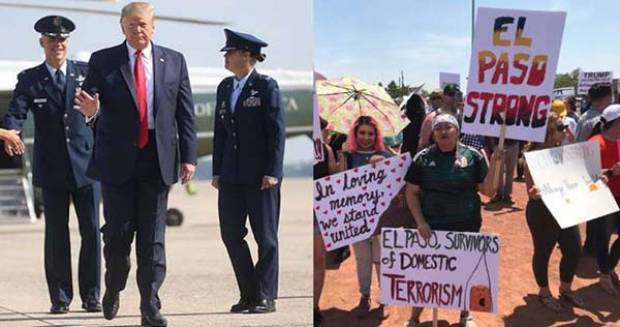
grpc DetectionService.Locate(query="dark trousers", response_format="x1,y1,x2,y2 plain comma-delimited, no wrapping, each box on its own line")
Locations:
584,220,597,253
526,200,581,287
43,183,101,306
594,198,620,274
218,182,280,301
100,134,169,314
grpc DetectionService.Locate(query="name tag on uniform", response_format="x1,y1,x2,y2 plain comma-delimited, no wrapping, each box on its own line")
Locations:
243,96,261,108
33,98,47,104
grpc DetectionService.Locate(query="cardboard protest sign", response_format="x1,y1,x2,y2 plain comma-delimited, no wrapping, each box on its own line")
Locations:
314,153,411,250
524,141,619,228
313,92,324,163
462,7,566,142
577,71,613,95
380,228,499,313
439,72,460,89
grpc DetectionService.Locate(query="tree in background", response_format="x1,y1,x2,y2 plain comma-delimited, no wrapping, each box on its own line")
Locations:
554,68,581,89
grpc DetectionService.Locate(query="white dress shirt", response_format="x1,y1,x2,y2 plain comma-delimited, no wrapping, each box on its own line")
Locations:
126,42,155,129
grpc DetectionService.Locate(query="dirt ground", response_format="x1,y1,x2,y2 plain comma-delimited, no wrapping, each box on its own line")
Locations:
317,179,620,327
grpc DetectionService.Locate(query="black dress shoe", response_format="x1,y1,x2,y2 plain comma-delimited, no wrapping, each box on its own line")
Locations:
102,291,119,320
50,303,69,314
141,311,168,327
230,298,252,313
82,301,102,312
249,299,276,313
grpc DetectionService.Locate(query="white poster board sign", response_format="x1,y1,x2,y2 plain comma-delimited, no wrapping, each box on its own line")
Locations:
462,7,566,142
380,228,500,313
577,71,613,95
524,141,619,228
439,72,460,89
314,153,411,250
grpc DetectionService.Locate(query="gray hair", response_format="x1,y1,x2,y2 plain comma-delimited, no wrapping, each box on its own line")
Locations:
121,2,155,21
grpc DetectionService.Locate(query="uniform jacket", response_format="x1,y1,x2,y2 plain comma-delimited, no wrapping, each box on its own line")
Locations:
213,70,285,186
4,60,94,189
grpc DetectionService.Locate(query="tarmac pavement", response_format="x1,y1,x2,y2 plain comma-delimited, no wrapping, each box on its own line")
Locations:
0,178,312,327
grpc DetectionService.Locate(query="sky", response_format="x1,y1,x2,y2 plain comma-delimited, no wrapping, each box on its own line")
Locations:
0,0,313,71
315,0,620,90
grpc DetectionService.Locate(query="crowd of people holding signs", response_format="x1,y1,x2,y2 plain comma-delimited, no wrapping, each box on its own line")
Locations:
314,6,620,327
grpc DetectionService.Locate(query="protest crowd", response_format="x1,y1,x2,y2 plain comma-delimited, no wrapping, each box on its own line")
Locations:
315,77,620,326
313,9,620,326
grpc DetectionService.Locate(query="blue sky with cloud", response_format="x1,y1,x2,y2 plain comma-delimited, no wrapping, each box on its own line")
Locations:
315,0,620,89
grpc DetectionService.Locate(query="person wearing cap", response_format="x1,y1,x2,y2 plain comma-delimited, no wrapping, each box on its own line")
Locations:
3,15,101,314
575,83,613,255
417,84,463,151
74,2,197,325
404,113,502,327
587,104,620,295
212,28,285,314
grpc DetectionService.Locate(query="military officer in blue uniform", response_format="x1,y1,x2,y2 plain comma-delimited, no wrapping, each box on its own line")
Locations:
4,15,101,314
212,29,285,314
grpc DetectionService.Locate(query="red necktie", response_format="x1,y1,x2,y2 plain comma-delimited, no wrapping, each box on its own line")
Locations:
134,50,148,148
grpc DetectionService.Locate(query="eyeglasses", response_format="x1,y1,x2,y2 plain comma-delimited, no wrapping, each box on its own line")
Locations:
556,124,568,132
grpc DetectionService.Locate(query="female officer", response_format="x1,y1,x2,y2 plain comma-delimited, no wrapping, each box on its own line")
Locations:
213,28,285,314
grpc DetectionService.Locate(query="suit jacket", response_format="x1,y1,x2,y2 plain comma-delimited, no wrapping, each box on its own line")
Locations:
82,42,197,186
4,60,95,189
212,70,285,186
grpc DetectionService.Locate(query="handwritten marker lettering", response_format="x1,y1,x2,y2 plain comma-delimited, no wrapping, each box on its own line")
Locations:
380,228,500,313
314,154,412,250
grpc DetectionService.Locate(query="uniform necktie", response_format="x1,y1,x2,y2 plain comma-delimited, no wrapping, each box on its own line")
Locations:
55,69,66,93
134,50,148,149
231,81,241,114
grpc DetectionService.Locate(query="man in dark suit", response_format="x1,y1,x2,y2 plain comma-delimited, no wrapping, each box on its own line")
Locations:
212,29,285,314
4,15,101,315
74,3,197,326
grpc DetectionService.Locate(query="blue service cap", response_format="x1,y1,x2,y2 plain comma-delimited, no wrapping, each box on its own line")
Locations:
220,28,268,55
35,15,75,39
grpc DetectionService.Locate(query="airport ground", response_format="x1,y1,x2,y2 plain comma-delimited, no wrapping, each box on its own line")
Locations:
0,178,312,327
